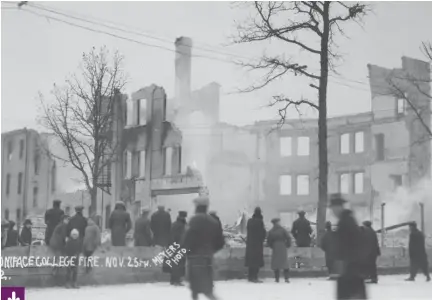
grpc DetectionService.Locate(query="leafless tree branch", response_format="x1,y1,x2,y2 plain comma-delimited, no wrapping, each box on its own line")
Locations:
38,46,127,216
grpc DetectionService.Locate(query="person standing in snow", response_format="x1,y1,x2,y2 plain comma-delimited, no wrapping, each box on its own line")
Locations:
406,222,431,282
44,199,64,245
5,220,19,247
291,210,313,247
329,193,367,300
134,208,153,246
244,207,266,283
82,217,101,273
150,205,172,247
109,201,132,246
183,196,225,300
169,211,188,286
19,219,33,246
64,229,81,289
361,221,380,283
66,205,88,241
267,218,292,283
320,221,337,279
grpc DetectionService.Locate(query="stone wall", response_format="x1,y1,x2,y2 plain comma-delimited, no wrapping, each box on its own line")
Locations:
2,246,431,288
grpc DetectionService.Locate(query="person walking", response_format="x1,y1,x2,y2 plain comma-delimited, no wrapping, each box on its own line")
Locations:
44,199,64,245
183,196,225,300
244,207,266,283
320,221,337,279
267,218,292,283
406,222,431,282
329,193,367,300
134,208,153,247
362,221,380,283
291,211,313,247
150,205,172,247
82,217,101,273
109,201,132,246
169,211,188,286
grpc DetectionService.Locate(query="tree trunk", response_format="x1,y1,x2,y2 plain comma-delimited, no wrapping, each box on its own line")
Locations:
90,187,98,218
316,2,330,243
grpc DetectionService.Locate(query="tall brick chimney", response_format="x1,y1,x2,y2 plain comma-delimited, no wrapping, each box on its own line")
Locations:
174,37,192,109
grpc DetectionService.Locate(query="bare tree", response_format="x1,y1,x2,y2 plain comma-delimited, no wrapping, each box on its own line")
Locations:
39,46,127,216
233,2,368,241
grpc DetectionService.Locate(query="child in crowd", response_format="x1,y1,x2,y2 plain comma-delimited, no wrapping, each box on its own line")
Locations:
64,228,81,289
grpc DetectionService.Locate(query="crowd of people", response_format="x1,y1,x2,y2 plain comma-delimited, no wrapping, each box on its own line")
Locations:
1,193,430,299
243,193,430,300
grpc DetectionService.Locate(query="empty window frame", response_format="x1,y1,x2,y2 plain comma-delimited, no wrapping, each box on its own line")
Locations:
297,137,310,156
279,175,292,195
340,133,350,154
397,97,405,115
339,173,350,194
124,151,132,179
297,175,310,195
280,137,292,157
353,172,364,194
137,99,147,125
354,132,364,153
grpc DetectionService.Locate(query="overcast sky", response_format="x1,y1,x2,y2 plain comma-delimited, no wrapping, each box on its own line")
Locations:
1,1,432,133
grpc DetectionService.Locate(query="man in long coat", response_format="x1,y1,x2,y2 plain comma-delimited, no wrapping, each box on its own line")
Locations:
244,207,266,283
44,199,64,244
66,206,88,240
109,201,132,246
362,221,380,283
406,222,431,282
291,211,313,247
150,205,172,247
267,218,292,283
329,193,367,300
320,221,337,279
134,208,153,246
183,196,225,300
169,211,188,286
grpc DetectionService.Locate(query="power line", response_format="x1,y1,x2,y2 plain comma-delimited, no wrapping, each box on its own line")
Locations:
22,8,237,65
27,2,252,62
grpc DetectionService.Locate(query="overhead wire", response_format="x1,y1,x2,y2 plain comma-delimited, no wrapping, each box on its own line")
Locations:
26,2,252,62
17,2,430,109
22,2,382,92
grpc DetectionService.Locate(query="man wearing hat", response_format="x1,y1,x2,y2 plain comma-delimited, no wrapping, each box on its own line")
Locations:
183,196,225,300
20,219,33,246
406,222,430,282
291,210,313,247
109,201,132,246
168,211,188,286
66,205,88,240
329,193,367,299
319,221,337,279
44,199,64,244
134,207,153,247
361,220,380,283
150,205,172,247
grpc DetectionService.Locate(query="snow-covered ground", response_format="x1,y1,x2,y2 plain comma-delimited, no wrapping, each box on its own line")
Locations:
26,275,431,300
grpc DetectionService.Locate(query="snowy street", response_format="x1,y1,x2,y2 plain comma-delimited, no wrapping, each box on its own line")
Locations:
26,275,432,300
